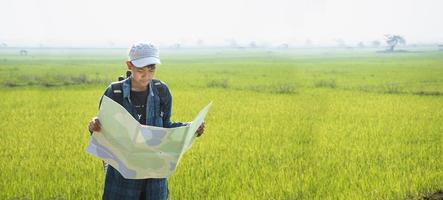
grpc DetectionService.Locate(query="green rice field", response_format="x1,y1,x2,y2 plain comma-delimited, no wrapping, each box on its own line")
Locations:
0,48,442,199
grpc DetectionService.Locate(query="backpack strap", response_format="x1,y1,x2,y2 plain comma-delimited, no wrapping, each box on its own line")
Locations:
152,79,167,119
101,81,123,172
110,81,124,106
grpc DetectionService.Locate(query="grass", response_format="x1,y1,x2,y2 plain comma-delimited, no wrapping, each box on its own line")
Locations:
0,48,442,199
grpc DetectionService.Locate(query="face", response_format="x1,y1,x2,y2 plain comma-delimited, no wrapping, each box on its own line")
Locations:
126,61,156,85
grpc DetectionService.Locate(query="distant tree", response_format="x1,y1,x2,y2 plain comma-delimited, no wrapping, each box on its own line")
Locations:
249,42,257,48
196,39,204,46
305,39,312,46
371,40,381,48
0,42,7,47
357,42,365,48
384,35,406,52
19,50,28,56
108,41,115,47
171,43,181,49
226,39,237,48
278,43,289,49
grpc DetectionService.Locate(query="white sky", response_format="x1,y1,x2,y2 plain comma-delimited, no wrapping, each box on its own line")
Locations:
1,0,442,47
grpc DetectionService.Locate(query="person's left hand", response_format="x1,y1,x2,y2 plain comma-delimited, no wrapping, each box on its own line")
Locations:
196,122,205,137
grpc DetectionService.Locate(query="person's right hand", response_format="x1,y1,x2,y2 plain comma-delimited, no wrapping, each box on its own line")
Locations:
88,117,101,133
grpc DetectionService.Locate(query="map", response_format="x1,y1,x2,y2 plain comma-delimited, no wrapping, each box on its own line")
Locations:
86,95,211,179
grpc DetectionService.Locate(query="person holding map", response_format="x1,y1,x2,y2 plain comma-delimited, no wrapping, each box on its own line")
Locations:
87,41,205,200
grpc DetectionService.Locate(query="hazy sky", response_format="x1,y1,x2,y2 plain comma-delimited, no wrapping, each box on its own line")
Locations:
1,0,442,47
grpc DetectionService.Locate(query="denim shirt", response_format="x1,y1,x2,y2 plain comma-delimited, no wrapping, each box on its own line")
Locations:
99,77,186,128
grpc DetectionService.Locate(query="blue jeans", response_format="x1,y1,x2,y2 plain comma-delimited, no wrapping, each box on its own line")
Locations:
102,166,168,200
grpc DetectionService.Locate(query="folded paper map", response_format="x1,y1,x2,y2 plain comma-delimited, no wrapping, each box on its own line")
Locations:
86,95,211,179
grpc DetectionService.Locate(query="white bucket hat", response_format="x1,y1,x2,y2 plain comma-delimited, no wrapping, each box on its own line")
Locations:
128,42,161,68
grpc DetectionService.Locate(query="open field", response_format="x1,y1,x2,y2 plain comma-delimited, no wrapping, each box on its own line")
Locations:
0,48,442,199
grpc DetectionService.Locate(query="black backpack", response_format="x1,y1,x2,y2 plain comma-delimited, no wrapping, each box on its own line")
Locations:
111,71,167,119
